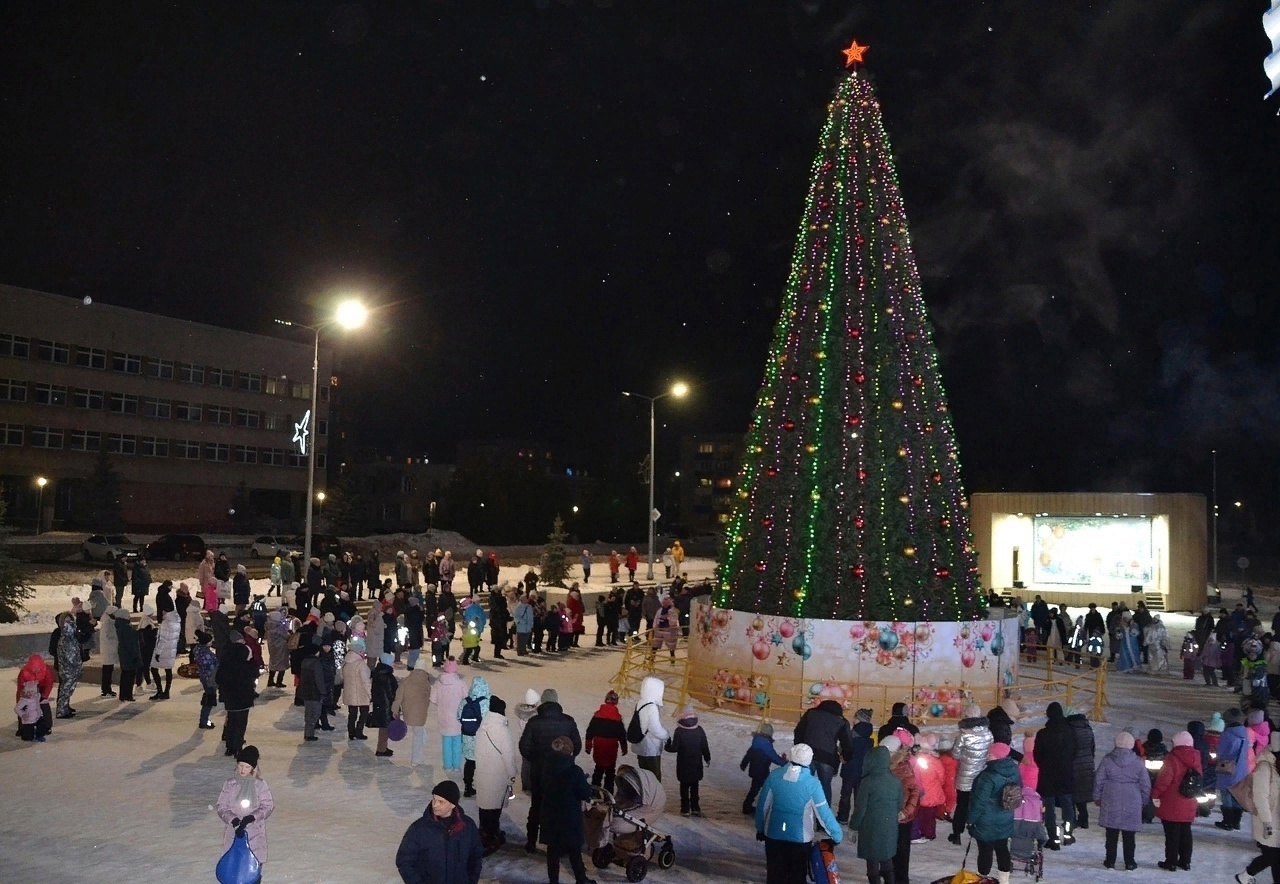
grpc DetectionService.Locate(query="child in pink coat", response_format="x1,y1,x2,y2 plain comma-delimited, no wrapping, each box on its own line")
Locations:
1019,734,1041,792
15,681,45,742
911,732,947,840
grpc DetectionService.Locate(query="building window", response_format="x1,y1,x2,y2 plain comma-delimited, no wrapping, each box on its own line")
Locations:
0,334,31,359
261,447,286,466
140,436,169,458
317,453,326,469
108,393,139,415
319,386,330,403
207,405,231,426
401,476,414,493
316,418,328,437
34,384,67,406
235,409,261,429
287,452,305,468
107,434,136,455
266,377,288,396
233,445,258,465
35,340,70,364
208,368,233,388
291,382,311,400
143,398,172,419
144,358,175,380
30,426,64,449
75,346,107,369
204,442,229,462
0,423,23,446
697,443,714,455
237,372,263,393
264,412,285,431
111,352,142,374
179,363,205,384
71,388,104,410
175,440,201,460
175,402,202,422
0,378,25,402
67,430,101,452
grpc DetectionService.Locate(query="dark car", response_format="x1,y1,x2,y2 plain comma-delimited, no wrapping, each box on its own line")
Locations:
292,534,343,558
144,533,207,562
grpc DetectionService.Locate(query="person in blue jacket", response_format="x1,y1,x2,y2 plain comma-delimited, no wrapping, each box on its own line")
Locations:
1216,707,1253,831
755,743,843,884
740,722,788,814
395,780,483,884
837,713,875,823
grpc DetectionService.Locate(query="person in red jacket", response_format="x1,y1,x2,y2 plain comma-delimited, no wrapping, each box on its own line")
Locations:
937,735,959,819
1152,730,1203,871
625,548,640,583
15,654,55,737
584,690,628,793
609,551,621,584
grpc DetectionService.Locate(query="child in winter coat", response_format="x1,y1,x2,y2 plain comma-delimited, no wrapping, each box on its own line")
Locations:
431,659,468,771
1201,633,1223,686
1249,707,1273,755
584,690,628,793
740,722,787,815
1012,783,1050,869
193,631,219,730
911,732,947,840
936,736,959,819
1180,633,1200,680
15,681,45,741
837,716,875,823
458,675,491,793
665,704,711,816
215,745,274,872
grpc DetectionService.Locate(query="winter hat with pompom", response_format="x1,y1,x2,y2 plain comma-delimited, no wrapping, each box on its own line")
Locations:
1115,731,1136,750
525,688,541,706
989,742,1011,761
880,735,902,755
1172,731,1194,748
443,659,458,673
790,743,814,766
963,705,982,719
1208,712,1225,733
918,732,938,751
893,727,914,748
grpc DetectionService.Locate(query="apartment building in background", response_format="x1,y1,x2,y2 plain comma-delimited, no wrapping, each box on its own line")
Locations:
0,284,333,532
675,432,745,534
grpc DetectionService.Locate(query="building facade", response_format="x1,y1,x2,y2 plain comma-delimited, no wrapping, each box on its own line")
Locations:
675,432,745,534
0,284,332,532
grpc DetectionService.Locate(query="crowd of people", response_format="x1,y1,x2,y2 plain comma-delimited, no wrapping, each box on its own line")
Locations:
18,558,1280,884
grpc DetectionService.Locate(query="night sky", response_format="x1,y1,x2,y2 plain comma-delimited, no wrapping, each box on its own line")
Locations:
2,2,1277,527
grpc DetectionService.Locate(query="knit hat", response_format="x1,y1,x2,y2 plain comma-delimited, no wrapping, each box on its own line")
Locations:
989,742,1011,761
605,690,619,705
432,780,461,806
444,659,458,673
678,704,696,720
237,564,247,574
1248,709,1266,726
1225,707,1244,727
236,745,260,768
380,653,394,666
333,620,347,633
196,630,212,644
229,630,245,644
143,602,156,617
1172,731,1194,748
309,607,321,619
1115,731,1136,750
541,688,559,705
1148,728,1164,744
854,708,873,724
551,736,574,756
880,735,902,755
963,704,982,719
790,743,814,766
322,612,335,624
918,732,938,751
936,736,954,752
755,723,774,738
525,688,540,706
1208,712,1225,733
460,597,473,608
489,696,506,716
893,727,915,748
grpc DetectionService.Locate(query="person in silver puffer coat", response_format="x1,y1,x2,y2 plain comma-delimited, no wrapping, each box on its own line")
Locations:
949,705,993,843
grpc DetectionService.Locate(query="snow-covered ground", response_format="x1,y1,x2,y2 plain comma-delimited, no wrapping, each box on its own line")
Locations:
0,573,1267,882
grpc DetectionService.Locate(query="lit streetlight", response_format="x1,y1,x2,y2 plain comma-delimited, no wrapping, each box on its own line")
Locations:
274,298,368,573
35,476,48,535
622,382,690,581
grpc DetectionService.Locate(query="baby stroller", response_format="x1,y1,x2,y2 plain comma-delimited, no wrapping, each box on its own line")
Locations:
1010,786,1048,880
585,764,675,881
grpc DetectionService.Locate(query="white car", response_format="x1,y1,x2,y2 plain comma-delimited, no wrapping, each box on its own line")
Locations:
82,534,139,562
250,535,298,559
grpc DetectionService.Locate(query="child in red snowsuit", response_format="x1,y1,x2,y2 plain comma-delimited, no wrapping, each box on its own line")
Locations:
584,690,628,793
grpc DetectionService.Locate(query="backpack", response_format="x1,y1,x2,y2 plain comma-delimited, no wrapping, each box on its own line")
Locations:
460,696,483,736
999,780,1023,811
627,702,654,744
1178,767,1205,798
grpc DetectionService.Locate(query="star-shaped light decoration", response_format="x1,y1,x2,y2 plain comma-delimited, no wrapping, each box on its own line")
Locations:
842,40,869,68
292,409,312,456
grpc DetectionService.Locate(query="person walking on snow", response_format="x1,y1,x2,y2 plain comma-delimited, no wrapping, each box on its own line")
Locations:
215,745,274,875
392,664,435,765
665,703,711,816
758,743,844,884
474,695,518,854
459,675,492,795
585,690,628,793
630,676,669,782
741,722,787,815
432,659,469,772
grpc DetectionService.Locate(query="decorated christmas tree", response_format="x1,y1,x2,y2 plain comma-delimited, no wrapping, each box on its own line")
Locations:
718,43,982,623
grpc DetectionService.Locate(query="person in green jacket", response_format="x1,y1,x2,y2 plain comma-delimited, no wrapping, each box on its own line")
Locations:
967,742,1022,884
850,746,904,884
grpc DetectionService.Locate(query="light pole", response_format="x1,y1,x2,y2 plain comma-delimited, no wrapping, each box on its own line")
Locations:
35,476,48,535
274,299,368,575
1211,448,1218,594
623,382,688,581
316,491,326,527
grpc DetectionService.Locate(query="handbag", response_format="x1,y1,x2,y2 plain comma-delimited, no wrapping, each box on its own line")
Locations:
387,717,408,742
215,829,262,884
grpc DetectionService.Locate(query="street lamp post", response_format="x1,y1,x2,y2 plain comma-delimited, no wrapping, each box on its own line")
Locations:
275,299,368,575
623,382,688,581
1211,448,1218,593
35,476,48,535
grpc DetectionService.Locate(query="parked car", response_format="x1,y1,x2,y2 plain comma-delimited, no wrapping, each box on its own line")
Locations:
144,534,207,562
250,535,298,559
82,534,139,562
291,534,343,558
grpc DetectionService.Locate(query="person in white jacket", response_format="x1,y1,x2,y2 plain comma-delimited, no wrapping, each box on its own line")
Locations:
474,695,519,852
150,608,182,700
1238,731,1280,883
98,603,121,697
633,676,669,782
342,641,373,740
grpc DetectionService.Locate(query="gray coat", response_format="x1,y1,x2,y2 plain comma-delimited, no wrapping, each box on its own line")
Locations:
954,716,993,792
1093,747,1150,831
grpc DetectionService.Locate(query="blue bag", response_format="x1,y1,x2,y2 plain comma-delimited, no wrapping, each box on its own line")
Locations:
216,829,262,884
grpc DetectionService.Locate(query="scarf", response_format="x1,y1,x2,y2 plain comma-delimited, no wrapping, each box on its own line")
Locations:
234,772,258,812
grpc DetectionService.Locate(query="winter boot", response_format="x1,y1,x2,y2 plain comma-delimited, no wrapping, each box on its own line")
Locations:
1237,873,1258,884
996,872,1010,884
1061,820,1076,846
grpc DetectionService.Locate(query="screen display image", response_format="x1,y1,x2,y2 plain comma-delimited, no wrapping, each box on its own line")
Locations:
1032,516,1153,586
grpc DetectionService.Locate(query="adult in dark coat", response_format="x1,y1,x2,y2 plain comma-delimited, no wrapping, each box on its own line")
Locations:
1033,701,1078,847
404,598,426,669
112,556,130,607
466,556,485,596
369,654,399,757
395,781,484,884
1084,604,1106,640
517,689,582,849
114,610,142,702
216,642,257,756
540,737,594,884
876,702,919,741
488,588,509,659
836,719,874,823
986,703,1024,762
794,699,854,805
1067,711,1098,828
130,558,152,612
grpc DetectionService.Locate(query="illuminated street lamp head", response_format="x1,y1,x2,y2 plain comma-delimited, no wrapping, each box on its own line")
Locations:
316,491,326,502
670,382,689,398
334,299,368,330
36,476,48,488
